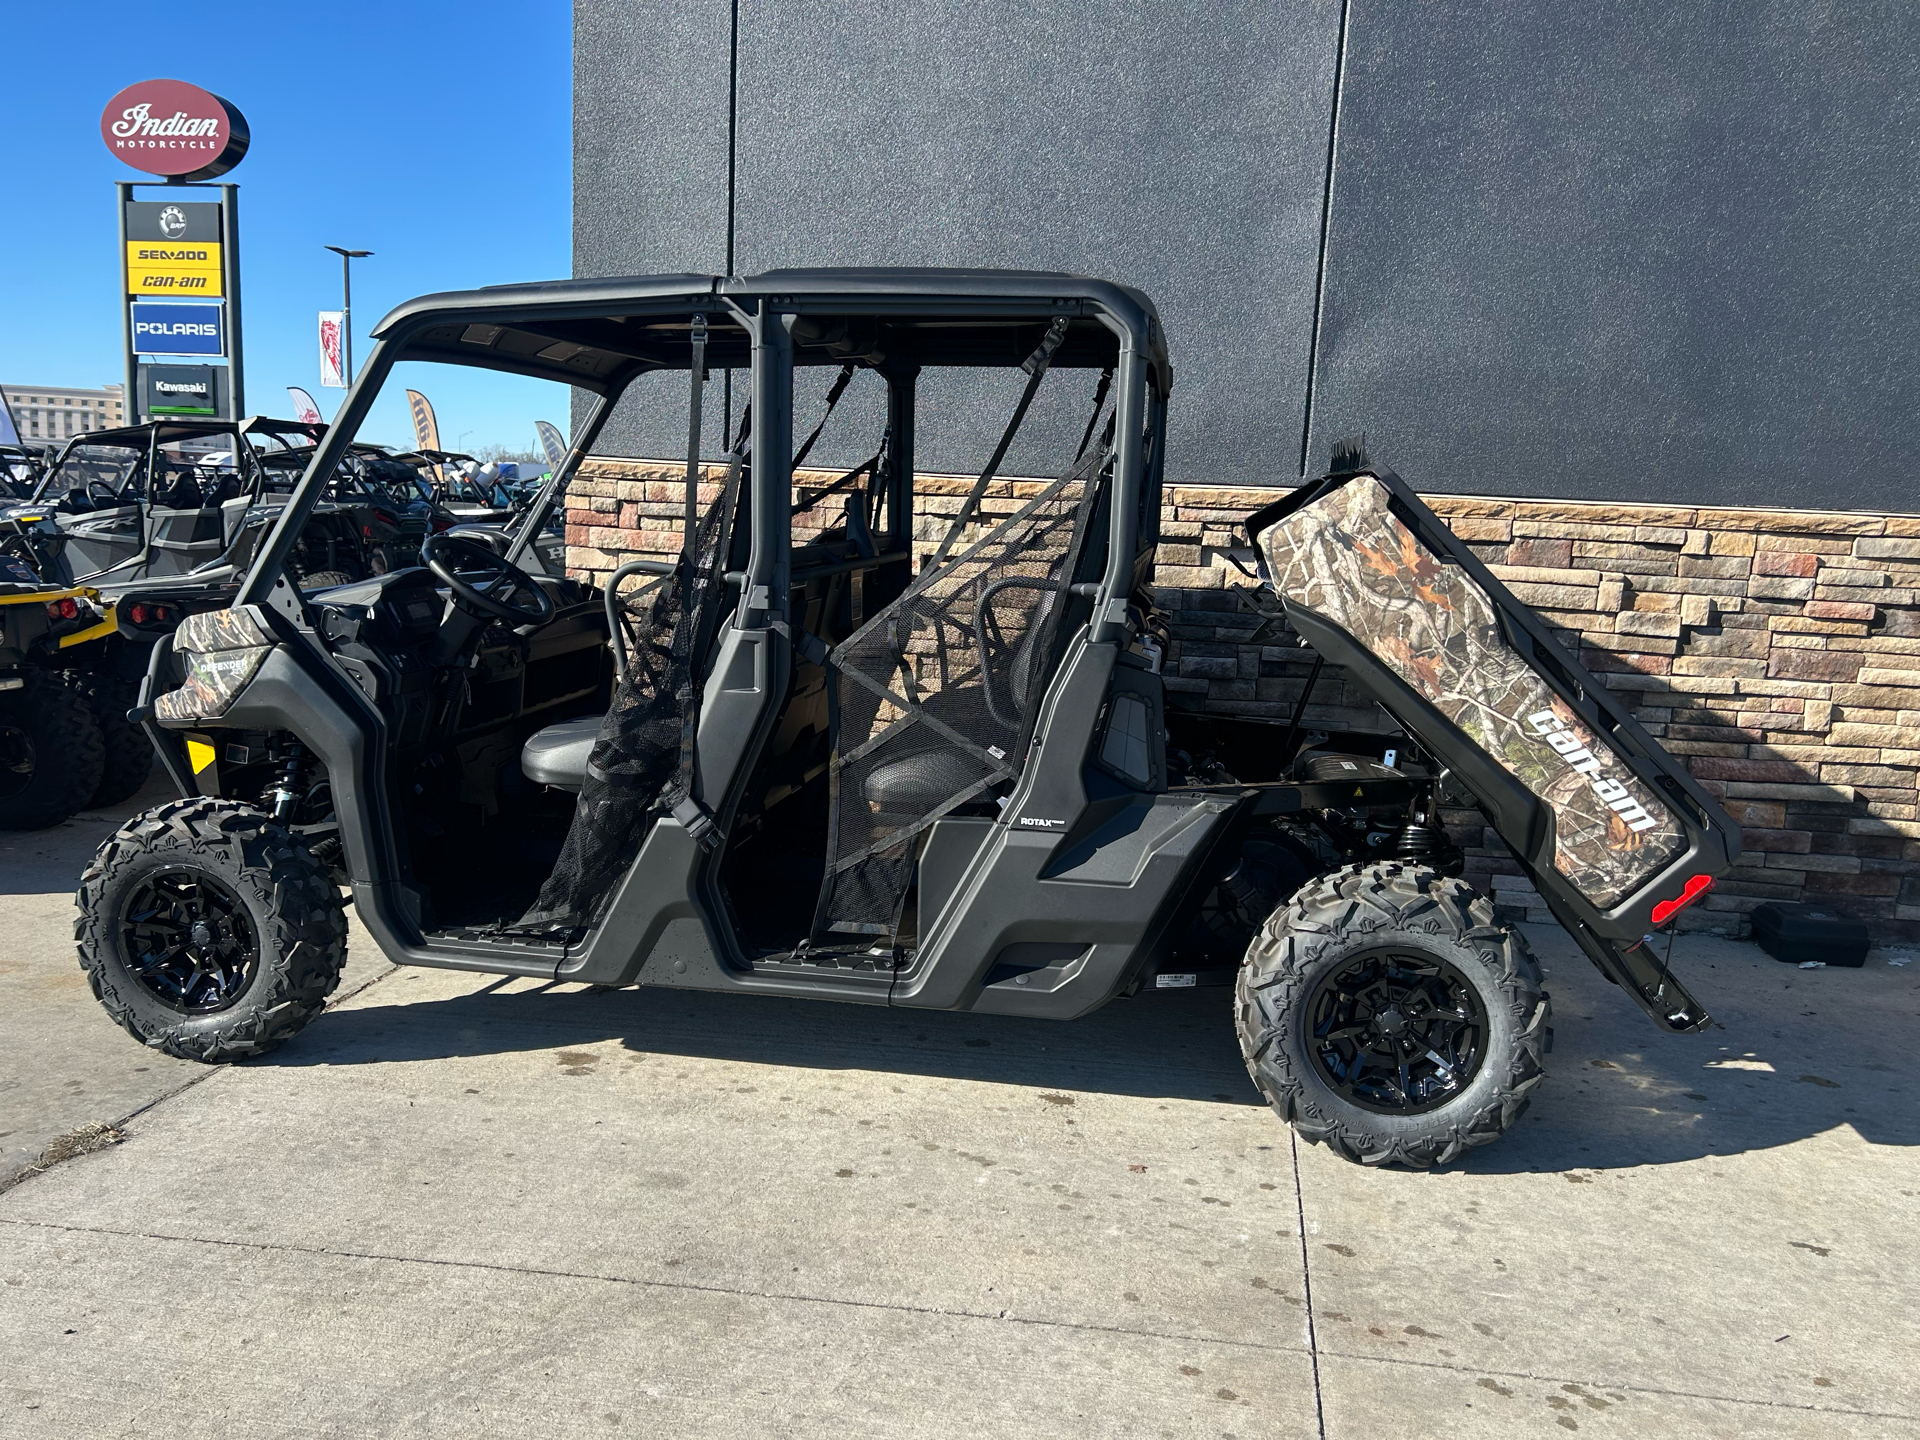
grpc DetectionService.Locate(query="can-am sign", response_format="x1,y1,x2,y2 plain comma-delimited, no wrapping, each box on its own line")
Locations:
100,79,249,180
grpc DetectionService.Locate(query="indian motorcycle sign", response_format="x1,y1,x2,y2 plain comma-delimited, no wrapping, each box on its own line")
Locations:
100,79,250,180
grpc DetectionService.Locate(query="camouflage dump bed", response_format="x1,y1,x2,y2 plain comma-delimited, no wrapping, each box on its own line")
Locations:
1249,462,1740,1033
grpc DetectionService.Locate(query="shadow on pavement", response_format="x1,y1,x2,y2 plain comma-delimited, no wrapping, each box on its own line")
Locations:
0,770,173,898
1459,934,1920,1174
280,929,1920,1171
270,979,1271,1107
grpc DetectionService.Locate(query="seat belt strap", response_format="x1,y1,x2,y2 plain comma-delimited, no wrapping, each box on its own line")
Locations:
682,315,709,602
927,316,1070,570
770,618,831,667
791,446,882,517
1077,367,1115,460
791,363,856,470
671,794,721,848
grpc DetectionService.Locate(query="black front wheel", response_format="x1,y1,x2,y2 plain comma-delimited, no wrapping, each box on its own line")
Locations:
77,798,348,1062
1236,863,1549,1168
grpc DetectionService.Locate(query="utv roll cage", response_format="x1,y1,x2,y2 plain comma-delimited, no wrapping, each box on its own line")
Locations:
17,417,324,587
217,270,1175,1003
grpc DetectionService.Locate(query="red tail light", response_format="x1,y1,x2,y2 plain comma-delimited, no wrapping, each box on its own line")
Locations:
130,602,149,624
1650,874,1714,926
46,597,80,621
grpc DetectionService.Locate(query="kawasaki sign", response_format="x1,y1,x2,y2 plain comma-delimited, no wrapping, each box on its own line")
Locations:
140,364,227,417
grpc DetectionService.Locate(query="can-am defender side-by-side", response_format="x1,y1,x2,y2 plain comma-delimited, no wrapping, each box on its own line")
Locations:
74,270,1739,1166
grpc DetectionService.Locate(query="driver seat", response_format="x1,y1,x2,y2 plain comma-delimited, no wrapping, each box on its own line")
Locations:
522,715,601,791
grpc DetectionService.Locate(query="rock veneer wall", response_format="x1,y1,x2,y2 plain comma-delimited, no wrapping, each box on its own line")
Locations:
568,459,1920,940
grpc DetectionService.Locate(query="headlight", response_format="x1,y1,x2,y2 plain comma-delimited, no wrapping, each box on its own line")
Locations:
153,606,277,722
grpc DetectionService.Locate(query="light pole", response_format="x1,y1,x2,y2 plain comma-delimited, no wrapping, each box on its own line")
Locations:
324,246,373,383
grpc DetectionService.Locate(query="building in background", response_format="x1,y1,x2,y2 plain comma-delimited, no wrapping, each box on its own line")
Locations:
574,1,1915,507
0,384,126,442
571,2,1920,937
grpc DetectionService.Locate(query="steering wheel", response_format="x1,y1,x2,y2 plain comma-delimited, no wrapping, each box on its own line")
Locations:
421,532,554,626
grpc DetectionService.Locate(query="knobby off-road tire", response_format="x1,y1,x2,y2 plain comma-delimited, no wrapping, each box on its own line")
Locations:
0,670,105,830
1235,862,1549,1169
76,797,348,1062
71,673,153,807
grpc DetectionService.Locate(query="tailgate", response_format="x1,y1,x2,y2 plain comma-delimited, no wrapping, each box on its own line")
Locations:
1248,463,1740,1033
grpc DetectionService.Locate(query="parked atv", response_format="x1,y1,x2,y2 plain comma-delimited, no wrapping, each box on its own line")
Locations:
393,449,520,526
372,448,562,573
0,558,133,828
5,416,395,596
254,440,421,582
0,443,50,501
75,270,1738,1166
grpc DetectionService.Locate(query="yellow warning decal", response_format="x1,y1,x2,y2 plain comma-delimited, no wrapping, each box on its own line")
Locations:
187,739,216,774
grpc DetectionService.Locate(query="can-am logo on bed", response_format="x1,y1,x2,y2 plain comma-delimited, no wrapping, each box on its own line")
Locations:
1528,710,1659,833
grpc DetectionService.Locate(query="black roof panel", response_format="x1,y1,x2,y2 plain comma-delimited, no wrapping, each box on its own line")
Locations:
368,268,1168,394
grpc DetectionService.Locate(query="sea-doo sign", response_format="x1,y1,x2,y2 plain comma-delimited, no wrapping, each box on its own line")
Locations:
122,200,225,297
100,79,249,180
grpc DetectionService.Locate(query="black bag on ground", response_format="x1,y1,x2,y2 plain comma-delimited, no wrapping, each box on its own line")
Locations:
1749,903,1870,967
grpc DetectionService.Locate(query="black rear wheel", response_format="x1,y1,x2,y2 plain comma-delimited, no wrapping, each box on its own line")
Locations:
77,798,348,1062
72,673,153,807
1236,863,1549,1168
0,670,105,830
1303,948,1486,1112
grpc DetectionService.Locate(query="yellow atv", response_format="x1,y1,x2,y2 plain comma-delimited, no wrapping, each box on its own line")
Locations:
0,556,147,829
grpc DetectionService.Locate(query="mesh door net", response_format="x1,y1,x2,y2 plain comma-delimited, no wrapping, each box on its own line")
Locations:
511,449,746,934
815,441,1110,940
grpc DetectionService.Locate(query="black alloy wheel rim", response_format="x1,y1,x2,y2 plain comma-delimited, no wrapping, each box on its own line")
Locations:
1305,949,1486,1114
120,869,260,1013
0,721,33,801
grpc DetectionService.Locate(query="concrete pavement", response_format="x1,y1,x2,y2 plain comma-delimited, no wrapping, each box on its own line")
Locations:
0,772,391,1189
0,825,1914,1435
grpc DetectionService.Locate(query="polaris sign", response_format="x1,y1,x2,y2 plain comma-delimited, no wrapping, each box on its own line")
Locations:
131,302,224,357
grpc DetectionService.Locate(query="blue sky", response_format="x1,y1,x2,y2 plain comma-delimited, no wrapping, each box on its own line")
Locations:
1,0,573,453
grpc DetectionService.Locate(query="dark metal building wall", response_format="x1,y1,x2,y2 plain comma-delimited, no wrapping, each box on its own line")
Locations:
573,0,1919,508
1306,1,1920,509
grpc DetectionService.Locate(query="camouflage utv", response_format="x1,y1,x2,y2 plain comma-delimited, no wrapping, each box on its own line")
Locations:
74,269,1738,1165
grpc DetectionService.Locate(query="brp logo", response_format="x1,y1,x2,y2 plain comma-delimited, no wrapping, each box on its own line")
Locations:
159,205,188,239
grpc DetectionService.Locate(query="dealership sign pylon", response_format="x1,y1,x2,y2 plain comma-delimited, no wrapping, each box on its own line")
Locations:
103,79,249,424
